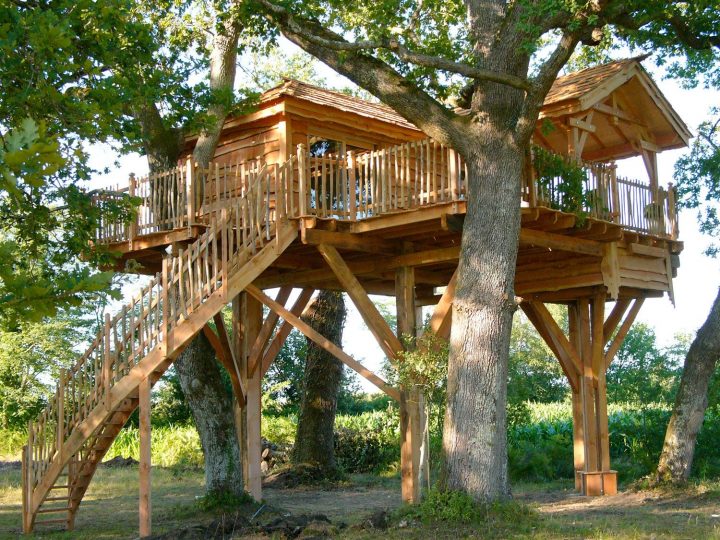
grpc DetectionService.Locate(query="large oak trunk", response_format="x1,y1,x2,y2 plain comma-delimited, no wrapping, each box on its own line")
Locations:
442,135,523,499
656,288,720,482
174,332,244,495
292,290,347,474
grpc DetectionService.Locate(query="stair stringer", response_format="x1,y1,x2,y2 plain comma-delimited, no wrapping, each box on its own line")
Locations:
26,220,298,531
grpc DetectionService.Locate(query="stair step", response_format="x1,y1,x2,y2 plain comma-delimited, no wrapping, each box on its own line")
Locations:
45,496,70,502
37,507,69,514
49,485,70,490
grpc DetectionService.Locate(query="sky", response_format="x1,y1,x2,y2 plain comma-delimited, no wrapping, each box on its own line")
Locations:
88,41,719,393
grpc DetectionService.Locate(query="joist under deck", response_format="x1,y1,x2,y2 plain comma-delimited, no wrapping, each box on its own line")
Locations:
100,201,682,304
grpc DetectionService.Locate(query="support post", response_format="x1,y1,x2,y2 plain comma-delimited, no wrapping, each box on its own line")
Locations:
234,292,263,501
139,376,151,538
568,305,585,491
396,261,426,503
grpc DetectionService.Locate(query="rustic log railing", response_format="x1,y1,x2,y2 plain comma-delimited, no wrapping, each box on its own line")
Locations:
91,140,678,244
531,161,677,238
23,156,296,532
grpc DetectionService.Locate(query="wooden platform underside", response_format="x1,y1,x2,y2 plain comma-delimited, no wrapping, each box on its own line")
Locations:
102,203,682,301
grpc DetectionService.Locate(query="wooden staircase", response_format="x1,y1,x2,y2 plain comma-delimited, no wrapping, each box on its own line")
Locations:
21,161,299,533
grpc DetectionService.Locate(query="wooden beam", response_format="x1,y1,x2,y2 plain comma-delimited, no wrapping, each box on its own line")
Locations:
260,288,314,376
592,293,610,470
203,323,246,406
604,298,644,368
520,228,603,257
568,304,585,491
248,286,292,377
317,244,403,360
602,299,631,346
301,227,402,255
246,285,400,400
628,243,666,258
429,270,458,339
138,376,151,538
521,302,581,391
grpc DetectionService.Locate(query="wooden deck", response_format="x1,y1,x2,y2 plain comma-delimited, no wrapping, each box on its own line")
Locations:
95,140,681,302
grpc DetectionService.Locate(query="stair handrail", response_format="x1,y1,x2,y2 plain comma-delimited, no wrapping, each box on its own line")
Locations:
23,154,297,525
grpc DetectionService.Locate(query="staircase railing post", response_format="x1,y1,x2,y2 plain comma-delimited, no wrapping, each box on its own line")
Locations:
161,256,170,354
186,157,195,231
297,144,307,216
129,173,138,243
347,151,357,220
56,369,65,457
104,313,112,411
221,206,228,300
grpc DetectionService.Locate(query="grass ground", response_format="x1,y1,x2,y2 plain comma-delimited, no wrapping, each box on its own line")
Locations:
3,466,720,539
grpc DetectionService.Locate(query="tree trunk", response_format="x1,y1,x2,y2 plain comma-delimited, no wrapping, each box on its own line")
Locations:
132,12,246,498
656,288,720,482
441,136,523,500
174,332,244,495
292,290,347,474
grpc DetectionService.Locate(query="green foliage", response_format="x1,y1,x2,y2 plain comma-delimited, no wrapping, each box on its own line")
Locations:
675,110,720,256
333,409,400,473
0,313,92,429
106,425,204,468
196,489,254,511
606,324,686,405
403,487,537,525
396,333,448,404
532,145,589,218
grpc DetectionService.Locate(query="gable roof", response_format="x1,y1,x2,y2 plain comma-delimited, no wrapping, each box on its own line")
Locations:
260,79,418,131
544,57,643,106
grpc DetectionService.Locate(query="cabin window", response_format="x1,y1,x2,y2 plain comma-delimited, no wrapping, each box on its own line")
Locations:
309,137,343,157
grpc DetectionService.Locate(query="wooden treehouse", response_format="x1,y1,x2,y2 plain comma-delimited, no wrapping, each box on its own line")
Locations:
21,57,690,534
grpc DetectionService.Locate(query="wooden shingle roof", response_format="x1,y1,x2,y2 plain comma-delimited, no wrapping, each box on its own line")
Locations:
261,79,418,130
544,57,643,106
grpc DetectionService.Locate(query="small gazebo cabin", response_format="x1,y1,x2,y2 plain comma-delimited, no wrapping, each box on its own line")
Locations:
22,58,689,534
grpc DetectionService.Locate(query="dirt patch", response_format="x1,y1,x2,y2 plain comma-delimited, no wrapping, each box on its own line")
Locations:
101,455,139,468
263,485,400,523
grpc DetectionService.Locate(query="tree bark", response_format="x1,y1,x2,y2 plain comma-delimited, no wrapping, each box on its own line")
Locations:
656,288,720,482
441,136,522,500
174,332,244,495
292,290,347,474
131,10,246,498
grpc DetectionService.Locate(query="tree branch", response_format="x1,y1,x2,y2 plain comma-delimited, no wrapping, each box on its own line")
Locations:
516,32,580,143
253,0,470,150
256,0,531,91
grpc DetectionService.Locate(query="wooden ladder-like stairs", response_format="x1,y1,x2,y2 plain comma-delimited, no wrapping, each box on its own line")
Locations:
22,164,299,533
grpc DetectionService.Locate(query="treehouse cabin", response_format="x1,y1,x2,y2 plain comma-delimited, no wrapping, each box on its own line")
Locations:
22,57,691,534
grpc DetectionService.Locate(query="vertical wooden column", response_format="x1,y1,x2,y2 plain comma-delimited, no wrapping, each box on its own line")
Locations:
138,376,151,538
234,292,263,501
571,295,617,496
396,262,426,503
568,304,585,491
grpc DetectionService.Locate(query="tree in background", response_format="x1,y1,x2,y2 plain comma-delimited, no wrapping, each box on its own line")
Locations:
254,0,720,499
292,290,347,477
655,109,720,481
607,324,685,407
0,313,91,429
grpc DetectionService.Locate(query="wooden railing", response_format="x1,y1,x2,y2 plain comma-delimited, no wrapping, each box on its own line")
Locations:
531,161,678,239
24,157,294,522
298,139,466,219
91,140,678,242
